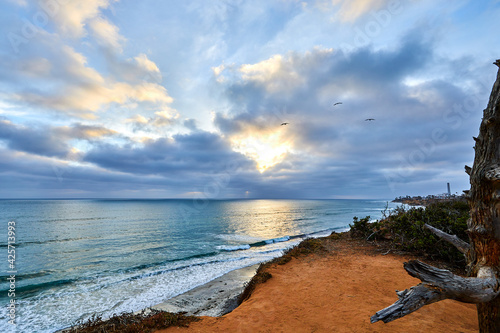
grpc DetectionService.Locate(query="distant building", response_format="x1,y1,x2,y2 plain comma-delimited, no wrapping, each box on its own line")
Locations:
447,183,451,196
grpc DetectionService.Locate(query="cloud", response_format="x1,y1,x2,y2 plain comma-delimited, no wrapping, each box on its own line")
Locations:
0,147,189,198
212,64,225,76
336,0,390,22
314,0,398,22
183,119,198,131
1,0,496,199
0,1,173,120
17,57,52,77
239,54,306,94
43,0,117,38
18,80,173,119
0,118,69,157
55,123,117,140
7,0,27,7
9,42,174,118
126,109,178,129
0,118,116,158
83,130,252,176
103,53,164,86
0,125,257,198
88,16,126,52
134,53,160,75
126,114,149,125
212,32,483,195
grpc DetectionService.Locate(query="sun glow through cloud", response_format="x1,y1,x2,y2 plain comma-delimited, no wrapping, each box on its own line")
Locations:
1,0,499,199
230,130,292,173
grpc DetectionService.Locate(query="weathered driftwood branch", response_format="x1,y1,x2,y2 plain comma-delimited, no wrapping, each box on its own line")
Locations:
423,223,470,254
372,61,500,330
371,260,500,324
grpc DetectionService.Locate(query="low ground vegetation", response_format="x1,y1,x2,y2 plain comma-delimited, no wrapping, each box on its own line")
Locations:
64,309,199,333
349,200,469,269
66,200,469,332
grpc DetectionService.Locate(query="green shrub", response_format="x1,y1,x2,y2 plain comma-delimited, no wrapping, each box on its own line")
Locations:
350,200,469,268
349,216,377,239
283,238,327,258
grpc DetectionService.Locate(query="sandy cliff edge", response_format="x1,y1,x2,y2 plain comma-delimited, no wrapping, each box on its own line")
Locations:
155,237,478,333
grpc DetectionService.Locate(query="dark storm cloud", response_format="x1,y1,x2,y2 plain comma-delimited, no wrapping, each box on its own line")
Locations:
2,30,492,199
0,116,258,198
0,118,69,157
83,130,253,176
57,123,117,140
0,147,190,198
183,119,198,131
0,119,117,158
212,34,492,197
1,1,499,200
332,34,433,84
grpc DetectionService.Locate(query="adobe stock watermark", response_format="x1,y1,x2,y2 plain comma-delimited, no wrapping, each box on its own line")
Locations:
385,75,494,192
6,221,17,326
339,0,404,55
7,0,70,54
52,149,81,183
385,128,447,192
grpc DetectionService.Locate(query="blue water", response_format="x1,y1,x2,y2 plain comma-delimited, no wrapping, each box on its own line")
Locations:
0,199,397,332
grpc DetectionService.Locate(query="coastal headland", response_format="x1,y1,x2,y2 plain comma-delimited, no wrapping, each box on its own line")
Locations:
64,203,477,333
393,194,467,206
153,234,477,333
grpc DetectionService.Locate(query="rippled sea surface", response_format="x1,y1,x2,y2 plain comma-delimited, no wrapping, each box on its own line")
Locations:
0,199,398,332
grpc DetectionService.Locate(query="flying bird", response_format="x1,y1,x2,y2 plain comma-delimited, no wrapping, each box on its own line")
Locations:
281,122,289,126
333,102,342,106
365,118,375,121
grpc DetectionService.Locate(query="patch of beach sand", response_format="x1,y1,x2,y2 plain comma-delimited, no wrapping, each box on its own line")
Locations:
156,238,478,333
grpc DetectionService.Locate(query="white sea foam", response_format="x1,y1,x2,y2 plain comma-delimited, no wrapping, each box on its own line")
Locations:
0,199,395,332
264,236,290,244
215,234,264,243
0,243,295,333
216,244,251,251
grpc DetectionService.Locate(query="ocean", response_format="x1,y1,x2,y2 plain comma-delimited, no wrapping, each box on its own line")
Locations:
0,199,398,332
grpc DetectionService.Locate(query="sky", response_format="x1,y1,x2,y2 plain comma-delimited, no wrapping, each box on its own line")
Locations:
0,0,499,199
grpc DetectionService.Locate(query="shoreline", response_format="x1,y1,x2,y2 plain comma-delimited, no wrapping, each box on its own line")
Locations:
154,235,478,333
58,233,478,332
56,264,260,332
151,264,260,317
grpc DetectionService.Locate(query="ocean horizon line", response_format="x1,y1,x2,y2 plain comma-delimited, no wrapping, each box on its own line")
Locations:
0,197,393,201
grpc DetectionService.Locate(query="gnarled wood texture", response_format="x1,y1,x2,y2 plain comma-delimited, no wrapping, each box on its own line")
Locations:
468,60,500,331
424,223,470,254
371,260,499,323
372,61,500,332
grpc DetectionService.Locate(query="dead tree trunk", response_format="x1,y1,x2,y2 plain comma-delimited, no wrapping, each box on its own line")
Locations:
371,60,500,332
469,59,500,331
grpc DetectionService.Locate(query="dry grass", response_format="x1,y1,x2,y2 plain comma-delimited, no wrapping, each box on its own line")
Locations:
64,309,199,333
